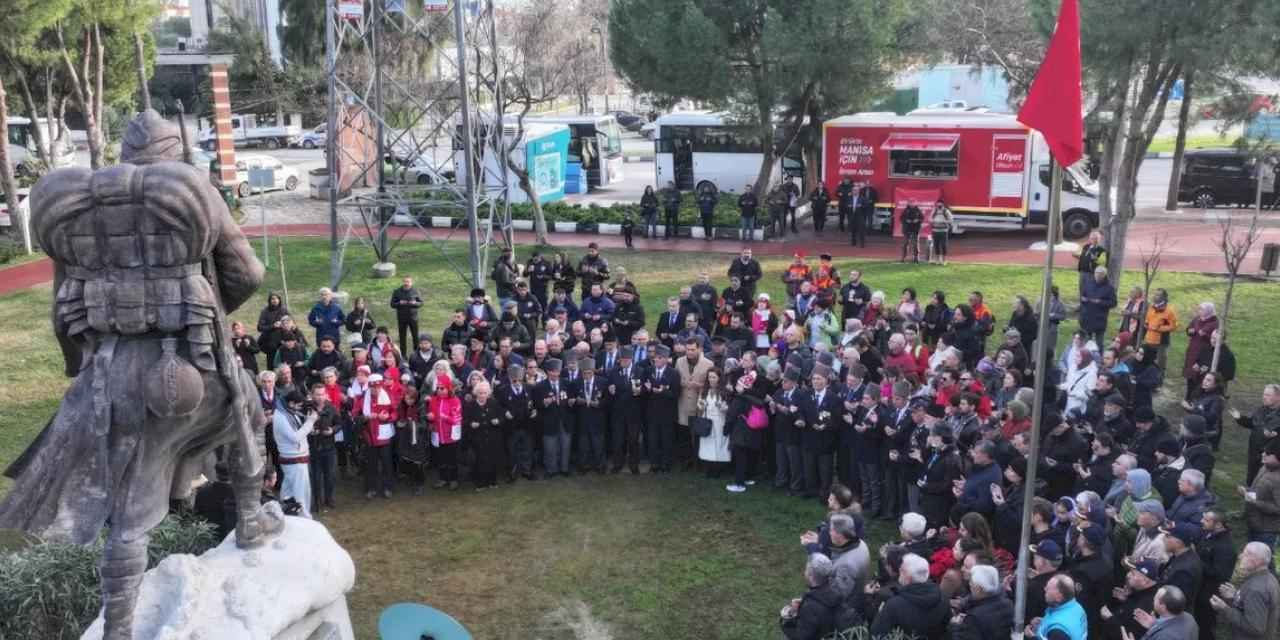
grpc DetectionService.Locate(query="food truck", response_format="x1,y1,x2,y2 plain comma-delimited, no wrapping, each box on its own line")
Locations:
822,110,1100,239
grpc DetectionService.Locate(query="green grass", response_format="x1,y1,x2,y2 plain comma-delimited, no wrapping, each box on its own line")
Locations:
1146,133,1237,154
1,238,1277,638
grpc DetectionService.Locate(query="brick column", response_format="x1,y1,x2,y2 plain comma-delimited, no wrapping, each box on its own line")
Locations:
209,63,237,187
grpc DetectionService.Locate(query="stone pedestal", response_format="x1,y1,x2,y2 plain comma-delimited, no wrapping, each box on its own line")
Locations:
371,262,397,278
81,515,356,640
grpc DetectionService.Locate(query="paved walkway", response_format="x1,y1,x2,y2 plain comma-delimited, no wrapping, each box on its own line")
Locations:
2,217,1274,297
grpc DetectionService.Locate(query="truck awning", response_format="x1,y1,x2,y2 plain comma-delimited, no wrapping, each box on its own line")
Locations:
880,133,960,152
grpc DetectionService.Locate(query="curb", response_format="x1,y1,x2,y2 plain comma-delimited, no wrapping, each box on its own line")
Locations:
1144,151,1175,159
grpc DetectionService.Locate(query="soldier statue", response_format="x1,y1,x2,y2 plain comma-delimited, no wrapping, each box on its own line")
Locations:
0,110,284,640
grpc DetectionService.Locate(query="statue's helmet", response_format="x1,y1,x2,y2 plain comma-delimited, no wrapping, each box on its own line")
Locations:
120,109,184,164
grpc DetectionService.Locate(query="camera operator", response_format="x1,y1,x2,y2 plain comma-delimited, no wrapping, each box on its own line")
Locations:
274,390,319,519
307,382,341,513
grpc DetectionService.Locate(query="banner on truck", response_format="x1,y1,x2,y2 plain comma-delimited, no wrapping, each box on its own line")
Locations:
990,135,1028,209
338,0,363,19
424,0,449,11
834,134,877,182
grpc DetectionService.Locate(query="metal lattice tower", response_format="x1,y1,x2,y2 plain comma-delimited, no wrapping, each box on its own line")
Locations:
324,0,513,290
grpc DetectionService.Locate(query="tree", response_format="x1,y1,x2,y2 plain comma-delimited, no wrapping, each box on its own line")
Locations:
477,0,595,244
1212,160,1268,372
0,0,76,173
51,0,158,168
0,74,24,252
612,0,909,197
1163,70,1192,211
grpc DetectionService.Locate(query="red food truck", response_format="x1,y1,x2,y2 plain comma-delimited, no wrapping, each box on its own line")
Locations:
821,110,1100,239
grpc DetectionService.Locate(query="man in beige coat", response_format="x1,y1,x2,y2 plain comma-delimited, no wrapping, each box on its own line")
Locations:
676,336,715,469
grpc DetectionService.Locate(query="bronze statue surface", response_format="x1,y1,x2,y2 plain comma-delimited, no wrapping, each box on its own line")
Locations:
0,110,283,640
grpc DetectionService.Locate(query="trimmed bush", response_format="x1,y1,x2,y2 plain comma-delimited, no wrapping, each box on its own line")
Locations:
0,514,221,640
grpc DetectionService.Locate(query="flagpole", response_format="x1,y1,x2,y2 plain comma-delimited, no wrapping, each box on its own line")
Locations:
1012,156,1064,638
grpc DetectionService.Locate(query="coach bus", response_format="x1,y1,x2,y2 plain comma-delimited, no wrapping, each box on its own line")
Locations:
522,114,624,190
653,111,803,194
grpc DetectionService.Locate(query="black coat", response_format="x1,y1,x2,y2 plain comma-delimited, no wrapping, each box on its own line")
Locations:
1160,549,1203,605
1069,552,1115,637
803,388,842,453
1194,528,1235,609
727,258,763,295
773,386,811,447
1131,418,1178,472
533,379,572,436
463,399,506,474
644,365,681,425
951,594,1014,640
869,581,950,640
781,582,841,640
496,381,535,433
606,364,644,423
1041,427,1089,499
1076,450,1118,497
573,375,607,432
918,447,963,528
390,286,423,321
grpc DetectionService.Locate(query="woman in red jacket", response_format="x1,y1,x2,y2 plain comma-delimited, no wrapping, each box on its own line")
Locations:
357,373,397,499
428,376,464,490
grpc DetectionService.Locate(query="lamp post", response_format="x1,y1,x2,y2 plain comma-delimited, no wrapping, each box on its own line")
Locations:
590,25,608,113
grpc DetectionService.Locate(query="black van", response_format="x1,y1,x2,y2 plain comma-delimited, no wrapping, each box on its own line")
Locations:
1177,149,1275,208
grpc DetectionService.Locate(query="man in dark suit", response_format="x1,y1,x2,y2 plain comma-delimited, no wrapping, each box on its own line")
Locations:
804,371,841,502
881,383,917,520
573,364,607,474
655,297,684,351
533,358,572,478
595,334,621,375
644,345,682,473
496,364,535,481
854,182,878,247
607,347,644,473
770,368,809,496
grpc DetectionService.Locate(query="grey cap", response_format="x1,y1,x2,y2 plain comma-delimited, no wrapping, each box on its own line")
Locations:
619,346,635,360
654,344,672,358
543,358,562,372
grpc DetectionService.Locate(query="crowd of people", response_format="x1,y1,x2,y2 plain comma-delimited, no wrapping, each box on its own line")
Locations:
198,235,1279,640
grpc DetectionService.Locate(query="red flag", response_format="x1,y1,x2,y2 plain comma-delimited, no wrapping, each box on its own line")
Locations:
1017,0,1083,166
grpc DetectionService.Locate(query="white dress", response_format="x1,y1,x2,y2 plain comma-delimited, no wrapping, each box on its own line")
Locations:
698,393,731,462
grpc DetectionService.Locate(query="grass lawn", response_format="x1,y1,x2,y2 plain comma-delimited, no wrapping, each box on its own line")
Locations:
1,238,1277,638
1146,133,1238,154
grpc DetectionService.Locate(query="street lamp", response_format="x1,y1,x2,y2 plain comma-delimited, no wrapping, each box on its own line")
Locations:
590,25,608,113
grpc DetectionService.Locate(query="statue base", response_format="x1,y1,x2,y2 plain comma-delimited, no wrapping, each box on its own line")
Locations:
370,262,397,278
80,515,356,640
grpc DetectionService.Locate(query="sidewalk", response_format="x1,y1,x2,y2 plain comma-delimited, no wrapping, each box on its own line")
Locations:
2,217,1273,297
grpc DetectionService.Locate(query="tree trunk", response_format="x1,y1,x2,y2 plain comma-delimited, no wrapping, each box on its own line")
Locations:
1164,71,1193,211
514,165,548,244
0,75,31,253
1211,273,1234,373
60,24,105,169
752,101,775,197
14,72,51,165
134,31,151,112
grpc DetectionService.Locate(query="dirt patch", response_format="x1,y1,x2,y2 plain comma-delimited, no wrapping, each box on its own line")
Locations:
537,600,614,640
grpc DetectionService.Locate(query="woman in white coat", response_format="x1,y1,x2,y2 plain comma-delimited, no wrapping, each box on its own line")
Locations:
1061,349,1098,418
697,369,732,477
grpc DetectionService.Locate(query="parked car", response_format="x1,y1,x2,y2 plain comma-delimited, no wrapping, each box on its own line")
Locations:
609,110,646,132
296,124,326,149
232,154,301,198
1177,149,1276,209
396,158,452,186
0,186,29,228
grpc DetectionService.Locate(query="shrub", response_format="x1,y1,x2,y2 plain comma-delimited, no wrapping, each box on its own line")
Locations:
0,235,25,265
0,514,221,640
507,199,745,227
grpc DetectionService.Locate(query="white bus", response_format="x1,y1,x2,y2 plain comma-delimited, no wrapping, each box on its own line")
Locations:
6,117,76,176
522,114,624,190
653,111,803,193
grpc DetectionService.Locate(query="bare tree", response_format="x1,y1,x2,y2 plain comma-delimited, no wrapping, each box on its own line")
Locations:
0,74,26,252
1135,232,1169,346
478,0,594,245
56,19,107,168
1213,207,1263,373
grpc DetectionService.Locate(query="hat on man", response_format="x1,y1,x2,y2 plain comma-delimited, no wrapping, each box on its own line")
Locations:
1160,522,1200,545
1030,540,1062,564
819,253,833,261
1135,499,1166,520
1134,406,1156,422
368,373,384,383
1266,438,1280,457
816,352,836,368
508,363,525,379
470,287,486,298
619,346,635,360
1155,439,1181,457
654,344,671,359
784,368,803,384
910,397,931,411
1105,393,1127,408
1004,327,1021,339
926,403,946,419
1127,558,1162,581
